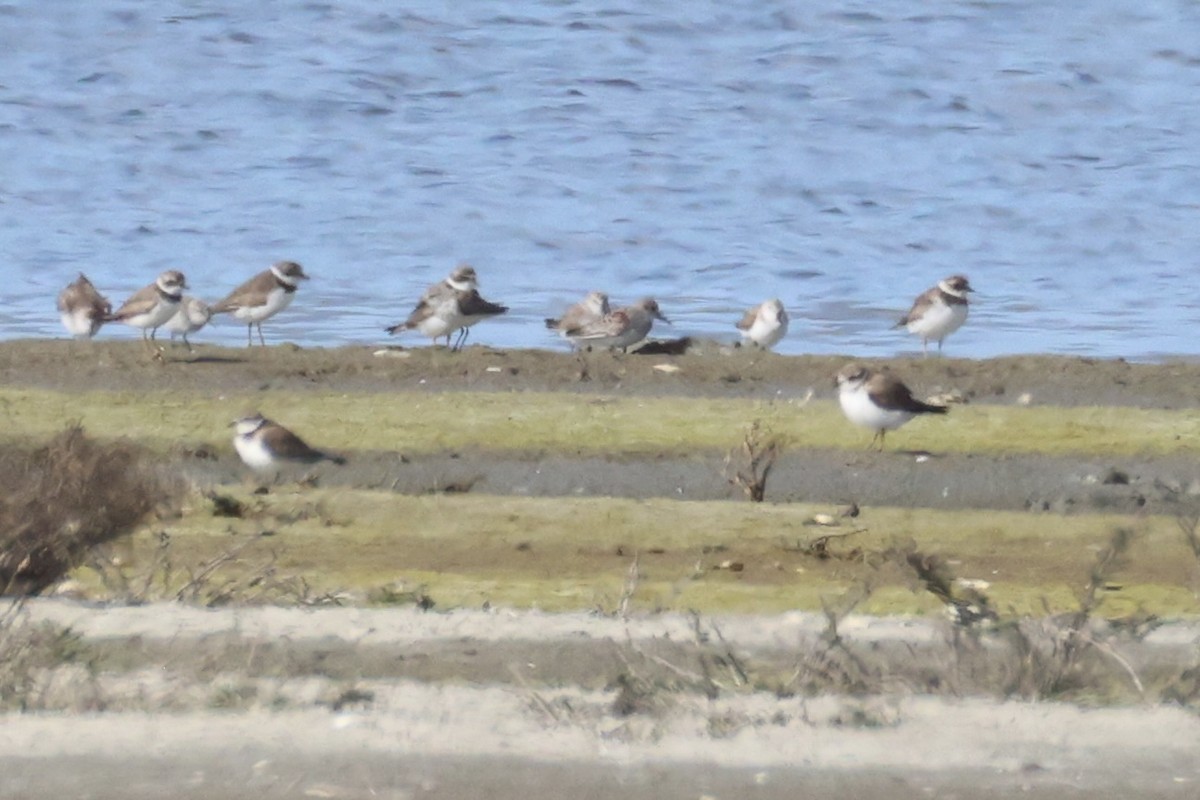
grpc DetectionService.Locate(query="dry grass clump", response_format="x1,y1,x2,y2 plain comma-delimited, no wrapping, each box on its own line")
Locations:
0,425,178,596
0,602,99,712
723,420,787,502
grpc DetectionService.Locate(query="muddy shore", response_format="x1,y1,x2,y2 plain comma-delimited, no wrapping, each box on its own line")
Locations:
3,338,1200,408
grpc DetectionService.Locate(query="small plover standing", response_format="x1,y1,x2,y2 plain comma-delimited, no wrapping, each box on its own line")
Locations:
211,260,308,346
835,362,948,450
896,275,972,356
106,270,187,349
385,264,508,351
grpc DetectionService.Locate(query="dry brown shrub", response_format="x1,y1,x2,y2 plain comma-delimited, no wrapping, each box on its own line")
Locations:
0,425,178,596
723,420,786,502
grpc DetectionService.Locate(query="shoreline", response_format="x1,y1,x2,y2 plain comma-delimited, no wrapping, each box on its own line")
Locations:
2,338,1200,408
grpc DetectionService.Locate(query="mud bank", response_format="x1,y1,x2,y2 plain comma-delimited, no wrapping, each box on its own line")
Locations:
4,339,1200,408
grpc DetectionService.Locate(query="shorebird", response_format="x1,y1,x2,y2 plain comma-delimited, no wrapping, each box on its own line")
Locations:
835,362,948,450
736,298,789,350
163,296,213,352
385,264,508,351
57,273,111,339
232,412,346,472
211,260,308,346
563,298,669,352
106,270,187,350
896,275,973,356
545,291,610,341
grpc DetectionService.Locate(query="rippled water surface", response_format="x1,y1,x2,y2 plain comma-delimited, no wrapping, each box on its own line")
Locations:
3,1,1200,359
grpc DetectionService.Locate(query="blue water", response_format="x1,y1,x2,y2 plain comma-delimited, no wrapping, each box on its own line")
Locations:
3,1,1200,359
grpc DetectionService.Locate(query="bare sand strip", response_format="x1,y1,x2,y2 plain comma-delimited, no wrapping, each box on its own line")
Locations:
3,600,1198,799
17,598,1200,652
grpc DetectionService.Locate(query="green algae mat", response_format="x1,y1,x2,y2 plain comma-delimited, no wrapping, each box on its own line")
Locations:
3,387,1200,457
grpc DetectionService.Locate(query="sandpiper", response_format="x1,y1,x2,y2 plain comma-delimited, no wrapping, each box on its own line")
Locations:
545,291,610,341
564,297,669,352
211,260,308,346
232,412,346,472
163,296,213,352
106,270,187,349
57,273,111,339
897,275,973,356
736,298,789,350
835,362,948,450
385,264,508,351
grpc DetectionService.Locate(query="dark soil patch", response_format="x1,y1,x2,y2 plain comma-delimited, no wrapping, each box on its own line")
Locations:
4,340,1200,408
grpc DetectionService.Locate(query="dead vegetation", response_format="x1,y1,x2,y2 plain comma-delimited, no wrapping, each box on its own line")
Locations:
723,420,787,502
591,525,1200,731
0,425,180,596
86,530,341,607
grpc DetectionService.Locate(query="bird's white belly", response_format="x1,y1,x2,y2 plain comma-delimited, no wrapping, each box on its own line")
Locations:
164,307,206,334
839,387,913,432
907,301,967,342
61,310,97,338
415,302,464,339
124,299,180,330
232,287,294,323
745,315,788,349
234,436,276,470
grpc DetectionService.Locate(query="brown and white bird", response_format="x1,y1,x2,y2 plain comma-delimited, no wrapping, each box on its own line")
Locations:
545,291,610,341
232,412,346,471
835,362,948,450
896,275,973,356
211,260,308,346
385,264,508,351
736,298,789,350
57,273,111,339
106,270,187,348
163,296,213,352
563,297,669,352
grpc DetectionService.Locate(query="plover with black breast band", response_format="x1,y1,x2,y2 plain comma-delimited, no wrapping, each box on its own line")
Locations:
896,275,973,356
385,264,508,351
211,260,309,346
106,269,187,351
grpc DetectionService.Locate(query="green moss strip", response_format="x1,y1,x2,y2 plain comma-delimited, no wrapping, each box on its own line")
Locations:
3,387,1200,457
79,489,1200,617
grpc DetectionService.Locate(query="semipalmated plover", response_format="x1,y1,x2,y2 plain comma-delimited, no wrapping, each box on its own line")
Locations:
564,297,669,352
163,296,213,352
835,362,948,450
57,273,111,339
211,260,308,346
897,275,972,356
736,298,789,350
106,270,187,348
232,412,346,472
545,291,610,340
385,264,508,351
